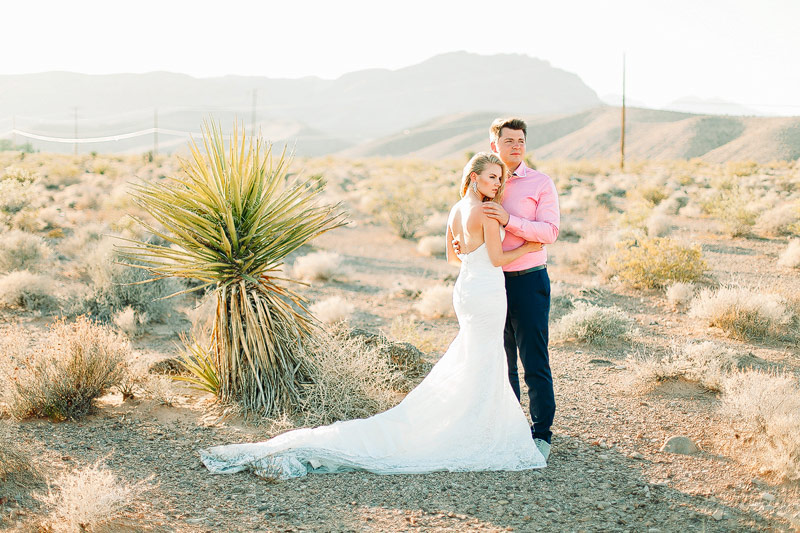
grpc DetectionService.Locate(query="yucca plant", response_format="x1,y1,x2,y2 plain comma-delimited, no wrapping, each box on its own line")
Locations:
118,122,346,415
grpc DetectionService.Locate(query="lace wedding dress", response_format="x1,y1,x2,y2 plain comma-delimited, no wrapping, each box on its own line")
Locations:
200,235,546,479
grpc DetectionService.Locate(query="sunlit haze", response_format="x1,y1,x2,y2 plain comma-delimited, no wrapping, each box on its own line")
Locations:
2,0,799,115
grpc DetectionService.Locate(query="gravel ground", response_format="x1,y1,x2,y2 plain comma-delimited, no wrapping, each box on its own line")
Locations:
2,214,800,532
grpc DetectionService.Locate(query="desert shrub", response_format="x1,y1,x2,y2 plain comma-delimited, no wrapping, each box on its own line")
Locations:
79,242,178,324
645,213,672,237
632,185,668,206
755,203,800,237
0,167,37,217
627,341,743,393
0,229,52,272
371,183,429,239
417,235,445,256
387,315,444,355
3,317,128,420
420,212,449,236
552,302,634,345
656,191,690,215
726,160,759,177
301,327,405,426
414,285,454,318
560,231,619,275
0,271,59,311
689,286,794,340
58,223,108,260
701,187,757,236
38,461,149,533
721,370,800,481
310,296,355,324
778,239,800,268
292,251,342,281
607,237,707,289
665,281,696,310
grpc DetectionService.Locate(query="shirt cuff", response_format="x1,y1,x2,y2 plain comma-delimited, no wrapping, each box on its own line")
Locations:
504,214,522,232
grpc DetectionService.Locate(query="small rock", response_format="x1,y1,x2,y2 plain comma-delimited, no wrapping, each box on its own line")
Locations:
498,500,510,505
712,509,724,520
599,454,610,460
760,492,776,502
659,436,700,455
630,452,644,460
186,518,204,525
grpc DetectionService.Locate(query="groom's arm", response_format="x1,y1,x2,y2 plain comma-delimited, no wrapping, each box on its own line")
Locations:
504,179,560,244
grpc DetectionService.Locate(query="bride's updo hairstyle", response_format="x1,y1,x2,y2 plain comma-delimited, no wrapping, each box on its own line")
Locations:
460,152,508,203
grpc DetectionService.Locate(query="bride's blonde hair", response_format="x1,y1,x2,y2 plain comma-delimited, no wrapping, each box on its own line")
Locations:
460,152,507,203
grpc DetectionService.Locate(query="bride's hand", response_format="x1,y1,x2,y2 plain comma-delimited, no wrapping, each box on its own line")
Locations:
523,241,544,252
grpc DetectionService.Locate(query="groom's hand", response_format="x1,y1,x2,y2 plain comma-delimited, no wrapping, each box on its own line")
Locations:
451,237,462,255
482,203,510,226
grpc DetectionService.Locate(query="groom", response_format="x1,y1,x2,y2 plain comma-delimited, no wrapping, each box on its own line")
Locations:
477,117,560,460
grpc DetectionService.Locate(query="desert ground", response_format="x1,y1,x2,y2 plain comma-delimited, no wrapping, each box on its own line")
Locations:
1,151,800,532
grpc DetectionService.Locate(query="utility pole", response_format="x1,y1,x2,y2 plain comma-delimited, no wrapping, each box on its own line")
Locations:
620,53,626,171
73,107,78,156
251,89,257,138
154,108,159,157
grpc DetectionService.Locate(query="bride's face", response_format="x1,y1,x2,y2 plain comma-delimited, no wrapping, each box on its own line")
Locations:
472,163,503,199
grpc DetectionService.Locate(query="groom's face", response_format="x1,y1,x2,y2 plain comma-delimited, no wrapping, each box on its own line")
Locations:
492,128,526,170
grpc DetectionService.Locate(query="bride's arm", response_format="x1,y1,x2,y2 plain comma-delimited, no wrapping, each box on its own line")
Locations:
483,215,542,267
446,225,461,267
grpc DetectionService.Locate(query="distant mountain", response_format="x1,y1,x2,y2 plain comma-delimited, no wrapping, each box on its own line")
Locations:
0,52,601,155
663,96,763,117
345,107,800,162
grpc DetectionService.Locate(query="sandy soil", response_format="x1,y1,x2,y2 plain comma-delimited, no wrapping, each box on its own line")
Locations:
2,186,800,532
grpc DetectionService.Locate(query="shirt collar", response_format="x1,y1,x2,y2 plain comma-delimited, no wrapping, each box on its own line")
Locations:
508,161,529,179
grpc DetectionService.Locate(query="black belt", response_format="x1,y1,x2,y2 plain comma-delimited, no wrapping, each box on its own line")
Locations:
504,264,546,277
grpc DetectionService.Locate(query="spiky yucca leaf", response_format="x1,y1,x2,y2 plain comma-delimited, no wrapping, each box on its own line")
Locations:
119,122,346,414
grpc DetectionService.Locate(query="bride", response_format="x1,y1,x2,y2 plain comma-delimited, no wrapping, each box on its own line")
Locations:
200,152,547,479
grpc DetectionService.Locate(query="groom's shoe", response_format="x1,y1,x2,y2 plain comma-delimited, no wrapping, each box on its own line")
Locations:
534,439,551,462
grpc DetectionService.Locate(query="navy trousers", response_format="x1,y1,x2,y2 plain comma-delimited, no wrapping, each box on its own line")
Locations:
503,268,555,443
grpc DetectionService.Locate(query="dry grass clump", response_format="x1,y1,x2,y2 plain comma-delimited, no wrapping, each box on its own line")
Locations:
292,251,342,281
689,286,794,340
665,282,696,311
627,341,742,393
0,229,52,272
37,461,149,533
301,327,405,426
2,317,129,420
560,231,619,275
78,241,178,324
552,302,634,345
0,167,37,220
417,235,445,256
0,270,59,312
777,239,800,268
607,237,707,289
721,370,800,481
387,315,445,355
701,187,757,237
414,285,454,319
310,296,355,324
645,213,672,237
755,203,800,237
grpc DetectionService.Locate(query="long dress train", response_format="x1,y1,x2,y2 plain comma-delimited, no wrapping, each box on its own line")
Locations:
199,240,546,479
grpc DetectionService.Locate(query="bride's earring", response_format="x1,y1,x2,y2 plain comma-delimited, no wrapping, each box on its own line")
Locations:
472,181,478,195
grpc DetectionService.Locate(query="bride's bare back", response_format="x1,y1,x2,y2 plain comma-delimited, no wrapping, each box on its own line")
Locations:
447,199,485,255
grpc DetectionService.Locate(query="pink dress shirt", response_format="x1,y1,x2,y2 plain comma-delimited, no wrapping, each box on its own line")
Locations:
501,162,560,272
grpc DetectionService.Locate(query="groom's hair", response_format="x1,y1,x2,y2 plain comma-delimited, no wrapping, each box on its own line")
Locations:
490,117,527,143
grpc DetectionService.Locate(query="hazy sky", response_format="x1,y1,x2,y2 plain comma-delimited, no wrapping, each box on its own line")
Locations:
2,0,799,115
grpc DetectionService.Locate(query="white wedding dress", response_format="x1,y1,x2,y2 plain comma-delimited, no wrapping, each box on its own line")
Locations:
200,234,546,479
